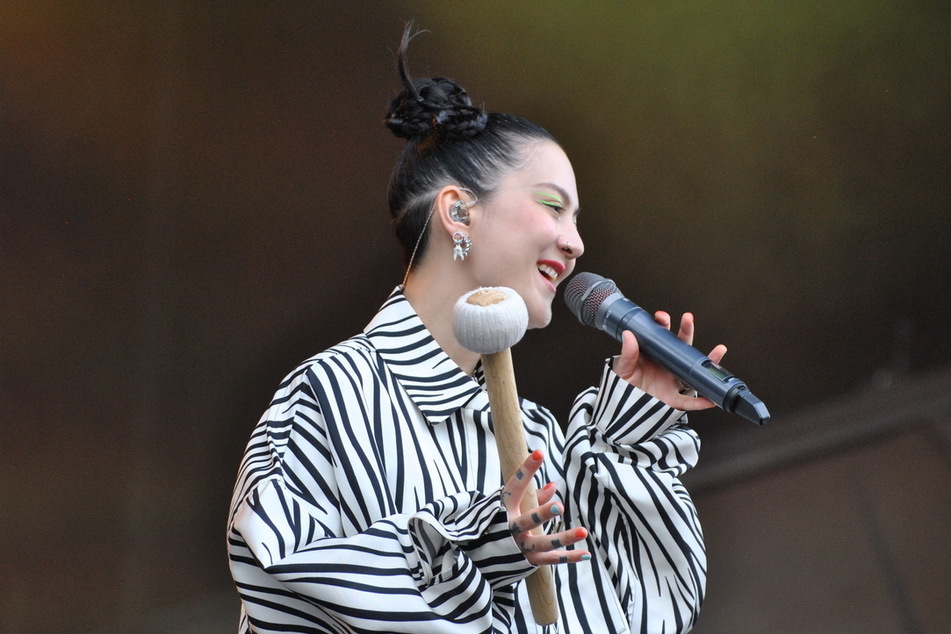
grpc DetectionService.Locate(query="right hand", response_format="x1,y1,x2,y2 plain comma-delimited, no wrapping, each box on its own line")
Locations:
613,311,728,411
502,449,590,566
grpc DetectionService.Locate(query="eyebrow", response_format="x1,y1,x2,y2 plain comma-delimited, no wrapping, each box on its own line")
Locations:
535,183,581,217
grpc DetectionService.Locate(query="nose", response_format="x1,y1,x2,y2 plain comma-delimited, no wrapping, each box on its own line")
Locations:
559,225,584,259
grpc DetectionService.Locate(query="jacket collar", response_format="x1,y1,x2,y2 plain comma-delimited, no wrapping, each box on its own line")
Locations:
364,288,489,425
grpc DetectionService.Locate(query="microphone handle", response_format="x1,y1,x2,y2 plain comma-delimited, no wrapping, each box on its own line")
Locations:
598,292,769,424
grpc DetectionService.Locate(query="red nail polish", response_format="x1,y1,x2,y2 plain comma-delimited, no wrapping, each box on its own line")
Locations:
530,449,543,461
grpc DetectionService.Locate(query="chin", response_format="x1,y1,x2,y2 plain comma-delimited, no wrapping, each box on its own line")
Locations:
526,308,553,330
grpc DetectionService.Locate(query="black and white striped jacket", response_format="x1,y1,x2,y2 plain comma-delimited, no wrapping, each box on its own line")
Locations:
228,289,705,633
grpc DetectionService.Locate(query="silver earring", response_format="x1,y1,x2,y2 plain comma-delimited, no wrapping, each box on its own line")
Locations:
450,200,472,225
452,231,472,261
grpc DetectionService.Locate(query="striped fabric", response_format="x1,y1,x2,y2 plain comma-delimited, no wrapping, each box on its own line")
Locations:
228,289,705,633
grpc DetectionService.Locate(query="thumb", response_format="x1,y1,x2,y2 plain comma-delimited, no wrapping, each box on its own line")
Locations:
612,330,641,381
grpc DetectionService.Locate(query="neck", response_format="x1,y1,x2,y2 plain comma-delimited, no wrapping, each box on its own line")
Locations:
403,267,480,375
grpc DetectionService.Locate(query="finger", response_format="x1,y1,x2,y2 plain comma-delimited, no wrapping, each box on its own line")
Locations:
510,499,564,536
708,344,727,365
612,330,640,380
546,527,588,551
518,526,588,553
672,394,717,411
531,549,592,566
677,312,696,346
535,482,558,507
520,527,590,563
502,449,544,510
653,310,671,330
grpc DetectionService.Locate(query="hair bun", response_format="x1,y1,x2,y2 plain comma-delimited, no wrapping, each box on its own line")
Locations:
385,25,489,140
386,76,488,141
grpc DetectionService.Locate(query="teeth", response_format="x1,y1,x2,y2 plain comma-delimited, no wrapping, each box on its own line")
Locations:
537,264,557,281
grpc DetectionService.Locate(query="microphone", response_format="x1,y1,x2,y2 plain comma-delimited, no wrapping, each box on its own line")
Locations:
564,272,770,425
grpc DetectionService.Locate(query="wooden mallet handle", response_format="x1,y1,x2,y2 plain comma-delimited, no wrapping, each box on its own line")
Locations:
452,288,559,625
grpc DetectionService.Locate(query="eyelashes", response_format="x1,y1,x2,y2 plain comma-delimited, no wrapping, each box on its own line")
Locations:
536,193,564,214
536,192,579,225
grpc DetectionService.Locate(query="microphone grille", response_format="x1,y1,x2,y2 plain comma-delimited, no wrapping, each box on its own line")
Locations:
564,272,618,327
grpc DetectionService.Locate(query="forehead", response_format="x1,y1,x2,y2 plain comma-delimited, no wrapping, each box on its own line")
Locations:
508,141,578,205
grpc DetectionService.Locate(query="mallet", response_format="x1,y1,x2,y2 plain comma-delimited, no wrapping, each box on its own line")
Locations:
452,287,559,626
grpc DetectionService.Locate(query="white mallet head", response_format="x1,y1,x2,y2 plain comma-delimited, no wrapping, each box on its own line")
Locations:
452,287,529,355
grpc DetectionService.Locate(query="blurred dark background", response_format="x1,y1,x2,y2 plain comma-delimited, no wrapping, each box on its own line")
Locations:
2,1,949,631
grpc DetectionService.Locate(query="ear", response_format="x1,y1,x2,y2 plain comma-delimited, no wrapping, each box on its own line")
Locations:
433,185,478,239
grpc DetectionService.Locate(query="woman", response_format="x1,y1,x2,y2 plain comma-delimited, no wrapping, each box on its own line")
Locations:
227,27,725,633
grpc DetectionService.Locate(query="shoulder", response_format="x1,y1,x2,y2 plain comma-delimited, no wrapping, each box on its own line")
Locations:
299,334,379,378
262,334,384,414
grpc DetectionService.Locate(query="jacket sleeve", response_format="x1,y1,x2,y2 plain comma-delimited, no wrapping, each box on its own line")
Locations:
227,359,535,633
563,359,706,633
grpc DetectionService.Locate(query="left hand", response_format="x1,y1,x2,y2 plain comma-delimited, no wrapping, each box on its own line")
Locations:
612,311,728,411
503,450,590,566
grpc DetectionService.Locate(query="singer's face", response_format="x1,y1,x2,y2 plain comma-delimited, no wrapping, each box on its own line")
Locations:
467,141,584,329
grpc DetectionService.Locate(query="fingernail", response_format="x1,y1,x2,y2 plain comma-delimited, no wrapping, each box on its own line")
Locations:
581,554,591,561
530,449,543,460
550,504,561,515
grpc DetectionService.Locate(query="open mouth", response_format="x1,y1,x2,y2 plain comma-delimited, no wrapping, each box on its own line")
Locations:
537,263,559,284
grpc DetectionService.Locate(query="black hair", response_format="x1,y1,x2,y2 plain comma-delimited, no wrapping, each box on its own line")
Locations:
384,24,559,268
